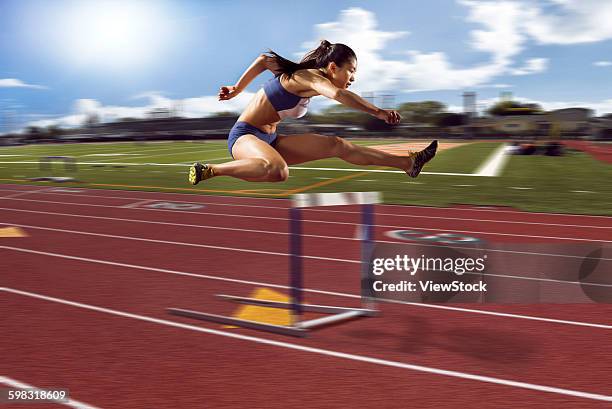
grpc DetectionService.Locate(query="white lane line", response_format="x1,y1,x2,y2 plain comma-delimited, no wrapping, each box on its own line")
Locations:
3,210,612,286
0,223,357,264
474,143,510,177
2,287,611,402
1,190,46,199
1,245,610,329
571,190,596,194
510,187,533,190
288,166,487,177
0,375,100,409
1,190,608,229
3,183,610,221
1,197,609,243
2,206,610,262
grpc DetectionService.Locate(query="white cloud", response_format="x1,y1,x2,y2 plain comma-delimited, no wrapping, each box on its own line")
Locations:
511,58,548,75
299,5,551,93
594,61,612,67
462,0,526,64
301,8,409,91
522,1,612,44
299,2,612,93
0,78,47,89
26,91,255,130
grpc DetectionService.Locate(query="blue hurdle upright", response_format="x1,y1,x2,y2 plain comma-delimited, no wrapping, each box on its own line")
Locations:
167,191,381,337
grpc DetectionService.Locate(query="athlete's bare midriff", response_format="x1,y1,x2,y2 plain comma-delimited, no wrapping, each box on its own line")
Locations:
237,70,322,134
237,89,281,134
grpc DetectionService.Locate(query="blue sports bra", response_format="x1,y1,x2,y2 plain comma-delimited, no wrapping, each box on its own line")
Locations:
263,76,310,119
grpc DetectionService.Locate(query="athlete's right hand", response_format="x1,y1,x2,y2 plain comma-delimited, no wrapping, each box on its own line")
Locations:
376,109,401,125
218,86,240,101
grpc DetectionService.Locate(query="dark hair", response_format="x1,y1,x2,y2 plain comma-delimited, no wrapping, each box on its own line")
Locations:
267,40,356,78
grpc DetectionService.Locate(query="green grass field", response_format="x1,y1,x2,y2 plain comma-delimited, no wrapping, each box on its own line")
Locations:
0,139,610,215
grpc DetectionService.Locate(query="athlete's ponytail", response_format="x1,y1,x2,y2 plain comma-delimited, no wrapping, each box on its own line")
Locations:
267,40,356,78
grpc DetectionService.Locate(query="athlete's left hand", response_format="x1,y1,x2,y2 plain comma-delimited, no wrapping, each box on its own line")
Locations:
376,109,402,125
218,86,240,101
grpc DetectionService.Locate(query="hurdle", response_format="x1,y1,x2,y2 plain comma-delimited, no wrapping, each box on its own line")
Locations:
167,191,381,337
31,156,78,182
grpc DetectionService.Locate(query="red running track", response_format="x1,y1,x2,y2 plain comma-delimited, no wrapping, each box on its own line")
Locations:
1,184,611,408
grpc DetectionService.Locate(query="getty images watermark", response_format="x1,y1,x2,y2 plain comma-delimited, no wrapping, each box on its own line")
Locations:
370,254,488,293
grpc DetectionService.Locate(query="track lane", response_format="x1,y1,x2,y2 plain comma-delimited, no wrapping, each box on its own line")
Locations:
5,292,610,409
2,251,612,407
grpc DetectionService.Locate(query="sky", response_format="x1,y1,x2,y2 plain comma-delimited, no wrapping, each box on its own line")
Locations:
1,0,612,133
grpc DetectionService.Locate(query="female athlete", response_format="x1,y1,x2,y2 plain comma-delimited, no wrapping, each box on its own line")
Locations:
189,40,437,184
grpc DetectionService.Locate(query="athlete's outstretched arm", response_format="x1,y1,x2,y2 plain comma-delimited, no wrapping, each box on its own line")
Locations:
308,73,401,124
218,55,279,100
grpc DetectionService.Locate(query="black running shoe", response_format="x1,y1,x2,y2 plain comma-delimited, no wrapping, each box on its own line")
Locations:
188,162,213,185
407,140,438,178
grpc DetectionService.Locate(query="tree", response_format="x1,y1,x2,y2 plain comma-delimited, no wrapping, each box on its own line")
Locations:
46,125,64,139
487,101,542,116
309,104,369,125
25,126,44,142
434,113,467,127
397,101,446,124
84,112,100,127
210,111,240,118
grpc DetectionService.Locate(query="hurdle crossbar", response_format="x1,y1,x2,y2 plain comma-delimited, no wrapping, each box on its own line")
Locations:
167,191,381,337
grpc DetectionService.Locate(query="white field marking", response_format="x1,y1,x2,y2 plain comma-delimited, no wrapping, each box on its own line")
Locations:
81,153,141,157
80,144,226,160
1,197,610,243
454,184,475,187
1,246,610,329
474,143,510,177
0,192,609,230
2,288,612,402
1,206,610,263
0,375,100,409
288,166,487,177
120,199,158,209
1,223,358,264
93,147,231,163
510,187,533,190
357,180,376,182
315,177,332,180
0,161,190,167
0,154,30,157
572,190,596,194
3,219,611,288
401,181,423,184
1,183,611,221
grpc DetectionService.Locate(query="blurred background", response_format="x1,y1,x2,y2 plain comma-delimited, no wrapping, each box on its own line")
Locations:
1,0,610,214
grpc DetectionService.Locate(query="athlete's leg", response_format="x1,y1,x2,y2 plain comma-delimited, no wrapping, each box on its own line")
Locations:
275,133,436,177
209,134,288,182
275,133,409,168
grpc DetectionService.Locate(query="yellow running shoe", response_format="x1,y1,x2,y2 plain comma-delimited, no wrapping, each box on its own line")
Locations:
407,140,438,178
188,162,214,185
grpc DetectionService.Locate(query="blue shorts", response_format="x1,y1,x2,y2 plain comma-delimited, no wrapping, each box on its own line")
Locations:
228,121,278,158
